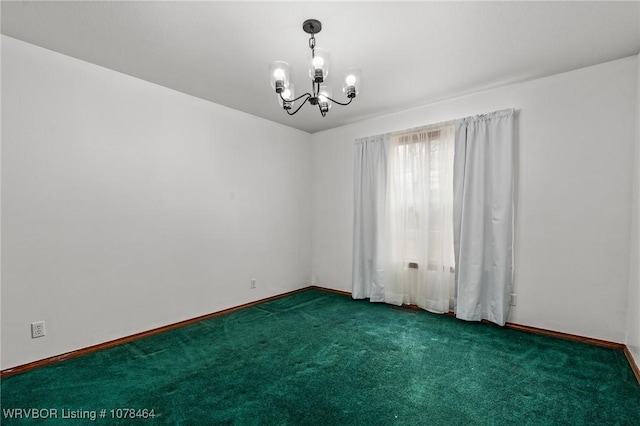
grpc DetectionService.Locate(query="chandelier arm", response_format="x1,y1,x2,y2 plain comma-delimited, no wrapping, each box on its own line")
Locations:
281,91,312,104
325,96,354,107
285,94,312,116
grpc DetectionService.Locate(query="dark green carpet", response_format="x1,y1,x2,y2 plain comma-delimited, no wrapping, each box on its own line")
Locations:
2,289,639,425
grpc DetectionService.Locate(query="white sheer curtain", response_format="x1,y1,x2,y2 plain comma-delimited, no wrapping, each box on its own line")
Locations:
352,134,389,301
383,125,455,313
453,109,514,326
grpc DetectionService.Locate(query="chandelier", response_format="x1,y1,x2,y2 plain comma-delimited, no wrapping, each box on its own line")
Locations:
269,19,362,117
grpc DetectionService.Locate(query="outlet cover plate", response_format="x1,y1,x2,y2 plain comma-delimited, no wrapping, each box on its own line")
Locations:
31,321,46,338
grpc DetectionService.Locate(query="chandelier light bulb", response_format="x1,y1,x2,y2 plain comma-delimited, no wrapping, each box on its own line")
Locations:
279,83,295,111
308,48,329,82
342,68,362,98
269,61,290,93
318,86,332,110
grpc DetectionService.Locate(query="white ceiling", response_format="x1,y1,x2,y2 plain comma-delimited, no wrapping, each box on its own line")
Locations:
2,1,639,133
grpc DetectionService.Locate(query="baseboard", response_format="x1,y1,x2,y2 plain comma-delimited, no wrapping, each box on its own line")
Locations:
503,322,625,349
3,285,639,384
623,346,640,383
310,285,352,297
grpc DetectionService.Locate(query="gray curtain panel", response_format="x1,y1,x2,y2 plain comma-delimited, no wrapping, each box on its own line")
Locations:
453,109,515,326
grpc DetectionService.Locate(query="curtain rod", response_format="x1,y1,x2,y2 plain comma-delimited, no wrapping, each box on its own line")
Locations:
388,108,514,138
389,119,457,138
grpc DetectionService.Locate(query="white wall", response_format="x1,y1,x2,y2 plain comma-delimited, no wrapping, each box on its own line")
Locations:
312,56,638,343
627,53,640,364
1,36,312,370
2,35,637,372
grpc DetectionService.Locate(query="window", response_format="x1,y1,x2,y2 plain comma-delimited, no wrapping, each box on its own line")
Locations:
383,124,455,312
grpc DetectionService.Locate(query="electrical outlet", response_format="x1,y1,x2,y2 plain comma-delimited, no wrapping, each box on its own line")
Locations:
250,278,256,289
510,293,517,306
31,321,46,338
